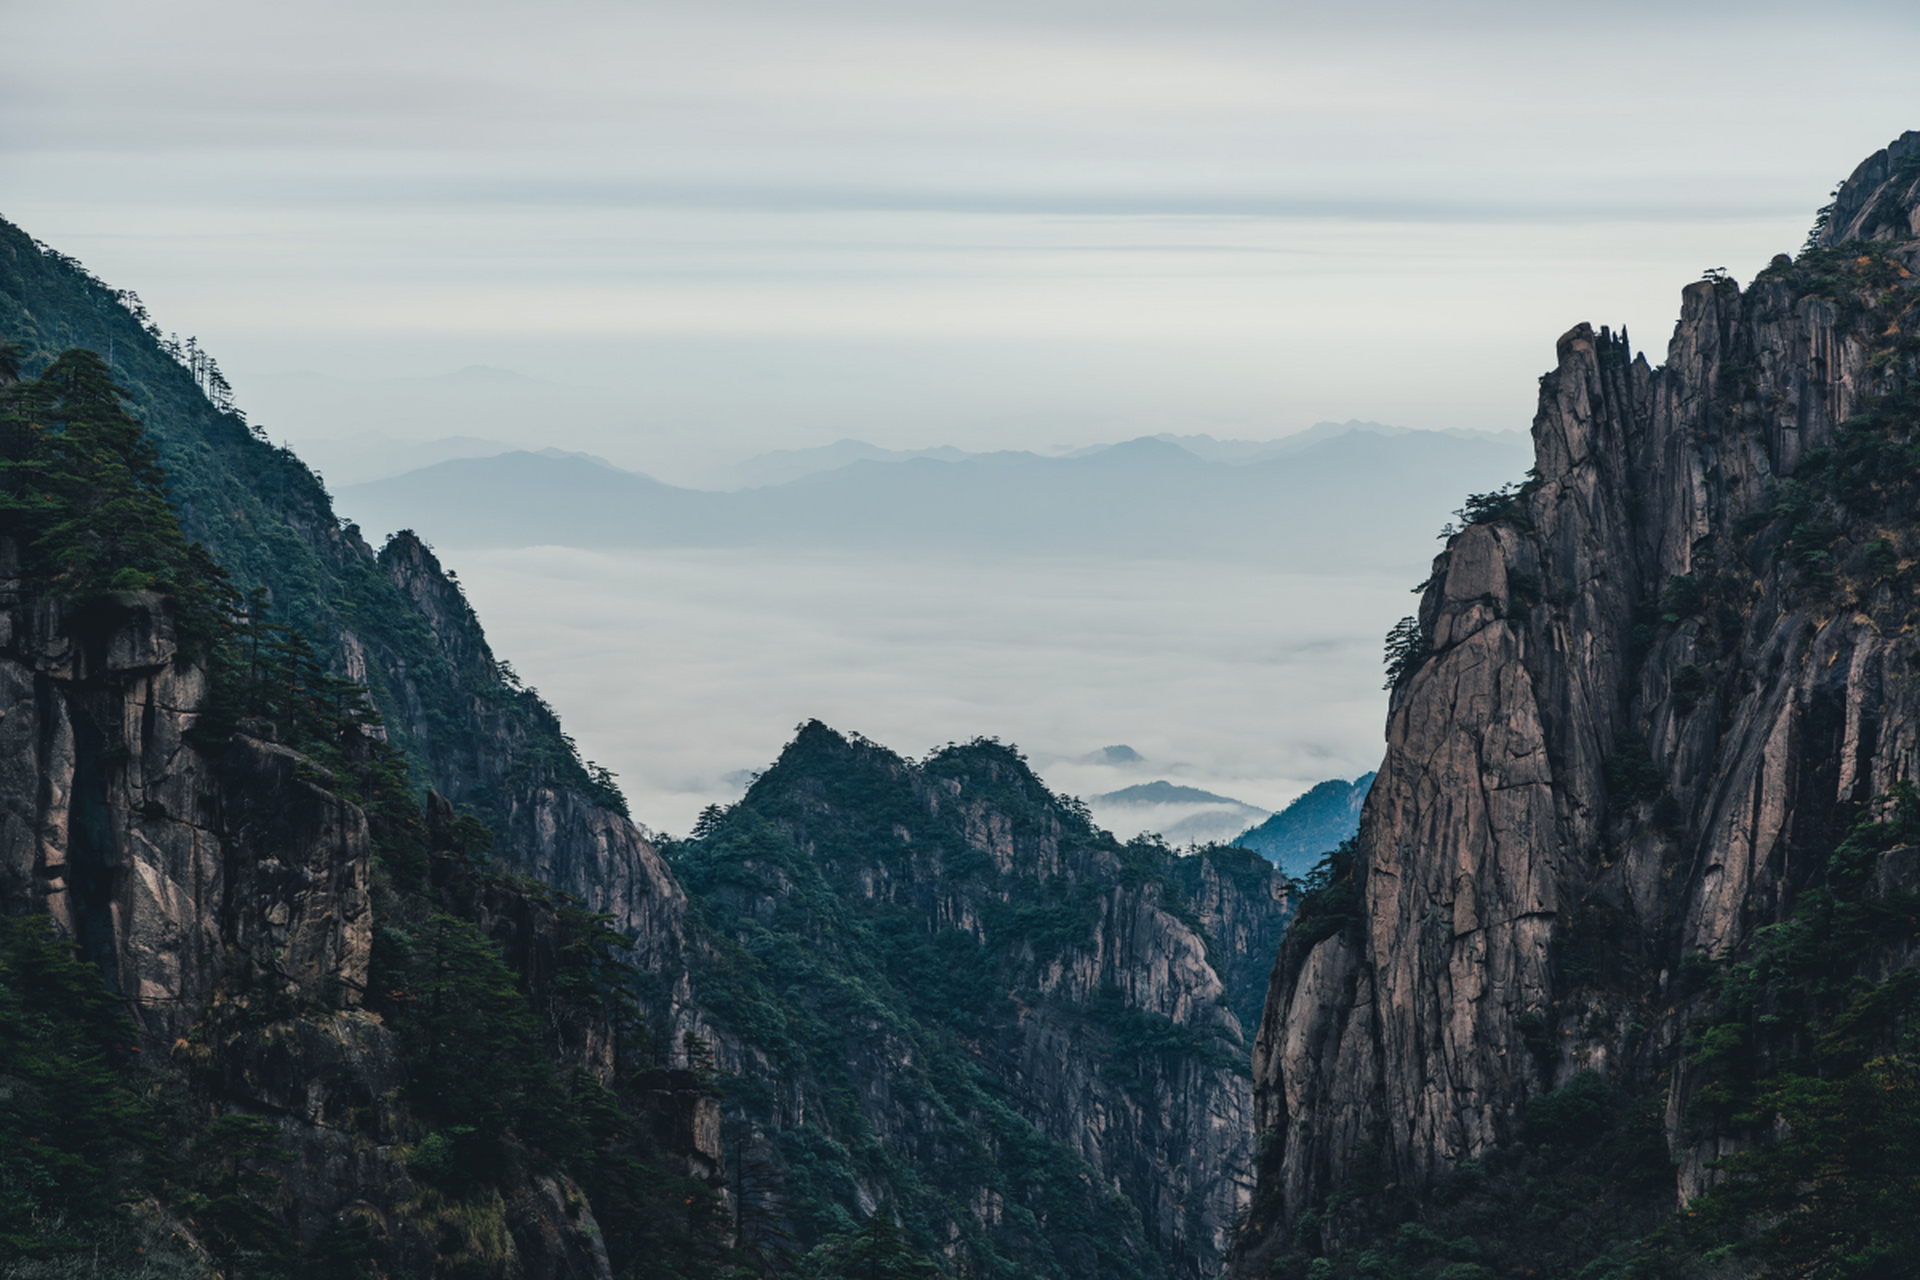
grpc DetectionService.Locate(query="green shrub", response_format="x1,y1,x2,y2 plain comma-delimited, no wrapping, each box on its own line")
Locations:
1526,1071,1611,1146
0,917,154,1260
1601,743,1663,806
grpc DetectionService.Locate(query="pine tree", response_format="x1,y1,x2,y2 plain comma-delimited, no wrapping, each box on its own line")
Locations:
0,348,224,645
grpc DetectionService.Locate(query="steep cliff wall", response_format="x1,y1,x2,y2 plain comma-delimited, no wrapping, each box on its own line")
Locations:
0,549,369,1042
1233,130,1920,1272
0,548,423,1260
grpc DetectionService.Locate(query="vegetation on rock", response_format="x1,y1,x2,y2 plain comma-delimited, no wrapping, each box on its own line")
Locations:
661,723,1280,1279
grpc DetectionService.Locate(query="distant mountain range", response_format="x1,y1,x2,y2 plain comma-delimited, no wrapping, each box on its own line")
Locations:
1232,772,1376,877
335,428,1529,564
1079,771,1382,857
704,439,981,489
1126,422,1526,464
707,422,1526,488
1085,780,1272,846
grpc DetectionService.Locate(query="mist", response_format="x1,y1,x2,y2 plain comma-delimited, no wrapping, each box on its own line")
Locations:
439,544,1409,837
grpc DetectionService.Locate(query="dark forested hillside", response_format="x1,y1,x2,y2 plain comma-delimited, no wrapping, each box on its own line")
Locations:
633,723,1292,1279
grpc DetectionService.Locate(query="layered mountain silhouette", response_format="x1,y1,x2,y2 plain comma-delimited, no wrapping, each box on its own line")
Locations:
1086,780,1274,846
336,429,1530,562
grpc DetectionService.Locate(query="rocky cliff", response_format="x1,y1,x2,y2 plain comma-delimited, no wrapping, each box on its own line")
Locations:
0,538,660,1277
1231,130,1920,1275
0,553,368,1044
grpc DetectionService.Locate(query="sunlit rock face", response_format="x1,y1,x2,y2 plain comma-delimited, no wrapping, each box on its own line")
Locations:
1231,131,1920,1271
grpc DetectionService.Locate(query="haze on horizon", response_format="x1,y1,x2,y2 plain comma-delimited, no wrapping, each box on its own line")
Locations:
5,0,1918,834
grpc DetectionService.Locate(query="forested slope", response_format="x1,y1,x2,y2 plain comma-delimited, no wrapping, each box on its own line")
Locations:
643,723,1289,1278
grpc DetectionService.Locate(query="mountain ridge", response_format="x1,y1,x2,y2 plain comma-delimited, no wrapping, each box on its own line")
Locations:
335,430,1529,564
1230,774,1374,878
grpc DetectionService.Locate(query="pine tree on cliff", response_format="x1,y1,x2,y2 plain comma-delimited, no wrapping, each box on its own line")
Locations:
799,1214,942,1279
0,348,220,640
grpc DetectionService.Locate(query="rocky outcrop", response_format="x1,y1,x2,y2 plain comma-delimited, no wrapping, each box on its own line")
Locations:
1822,130,1920,245
1176,843,1297,1032
371,530,535,814
0,555,412,1247
0,558,367,1041
496,784,688,975
1232,130,1920,1270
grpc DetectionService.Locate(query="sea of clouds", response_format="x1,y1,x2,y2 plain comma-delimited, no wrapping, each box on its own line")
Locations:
442,543,1410,839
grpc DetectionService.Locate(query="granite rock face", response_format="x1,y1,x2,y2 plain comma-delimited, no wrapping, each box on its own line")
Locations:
1232,130,1920,1269
0,553,619,1280
495,783,689,976
0,564,368,1041
0,561,411,1250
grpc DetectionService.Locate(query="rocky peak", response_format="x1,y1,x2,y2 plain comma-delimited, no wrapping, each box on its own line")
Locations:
1230,130,1920,1273
1816,129,1920,246
650,720,1293,1279
378,528,498,683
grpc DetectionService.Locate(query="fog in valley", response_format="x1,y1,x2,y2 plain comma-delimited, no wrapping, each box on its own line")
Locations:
431,545,1405,839
328,423,1530,838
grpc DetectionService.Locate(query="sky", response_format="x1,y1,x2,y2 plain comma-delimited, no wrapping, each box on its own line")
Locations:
6,0,1920,833
7,1,1919,471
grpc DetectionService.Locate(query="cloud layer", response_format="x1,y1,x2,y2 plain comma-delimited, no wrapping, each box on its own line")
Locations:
445,544,1408,835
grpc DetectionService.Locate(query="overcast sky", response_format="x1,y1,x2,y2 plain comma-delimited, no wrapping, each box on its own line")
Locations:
7,0,1919,468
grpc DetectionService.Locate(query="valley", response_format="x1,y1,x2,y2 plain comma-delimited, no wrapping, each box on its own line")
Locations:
4,127,1920,1280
